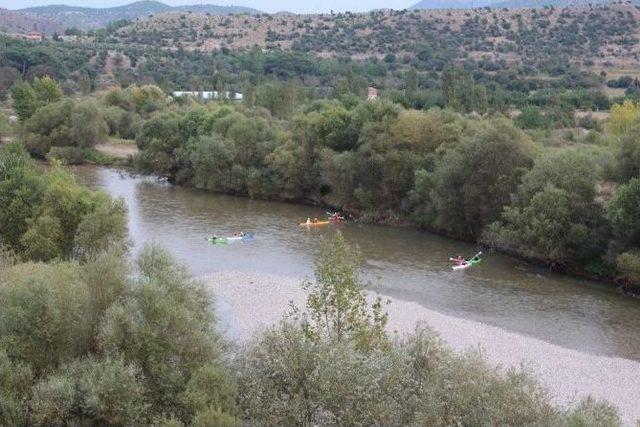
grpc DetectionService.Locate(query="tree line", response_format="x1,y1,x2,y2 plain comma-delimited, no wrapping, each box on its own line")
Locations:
6,77,640,292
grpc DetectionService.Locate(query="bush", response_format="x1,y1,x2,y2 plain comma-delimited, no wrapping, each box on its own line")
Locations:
608,178,640,249
430,119,534,239
98,245,225,419
46,146,85,165
0,350,33,426
29,374,75,426
485,149,607,264
23,98,108,158
192,407,241,427
0,144,126,261
70,356,148,425
0,262,93,372
616,251,640,286
237,323,559,426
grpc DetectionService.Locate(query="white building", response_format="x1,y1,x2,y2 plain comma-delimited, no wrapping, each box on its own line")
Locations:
172,91,243,101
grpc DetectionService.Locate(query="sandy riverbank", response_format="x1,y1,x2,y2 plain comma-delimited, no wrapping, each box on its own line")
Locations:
204,271,640,425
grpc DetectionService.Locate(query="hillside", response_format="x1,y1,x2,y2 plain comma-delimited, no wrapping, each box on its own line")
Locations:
0,8,63,34
113,4,640,70
411,0,619,8
411,0,499,9
15,1,260,31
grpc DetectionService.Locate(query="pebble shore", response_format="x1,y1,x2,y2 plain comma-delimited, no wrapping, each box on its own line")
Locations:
204,271,640,425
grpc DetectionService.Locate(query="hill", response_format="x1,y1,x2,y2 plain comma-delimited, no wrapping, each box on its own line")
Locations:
15,1,260,31
0,8,63,34
112,4,640,70
411,0,619,8
411,0,499,8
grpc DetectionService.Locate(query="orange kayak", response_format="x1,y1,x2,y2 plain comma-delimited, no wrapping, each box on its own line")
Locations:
299,221,331,227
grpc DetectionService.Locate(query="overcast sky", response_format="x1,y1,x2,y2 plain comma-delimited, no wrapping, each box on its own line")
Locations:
5,0,416,13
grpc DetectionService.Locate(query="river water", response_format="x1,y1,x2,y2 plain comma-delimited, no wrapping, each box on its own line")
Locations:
73,166,640,361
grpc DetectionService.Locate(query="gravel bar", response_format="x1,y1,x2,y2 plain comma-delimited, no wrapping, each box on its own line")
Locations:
204,271,640,425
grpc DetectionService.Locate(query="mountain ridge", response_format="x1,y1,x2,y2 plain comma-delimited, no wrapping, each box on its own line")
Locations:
11,1,260,32
410,0,621,9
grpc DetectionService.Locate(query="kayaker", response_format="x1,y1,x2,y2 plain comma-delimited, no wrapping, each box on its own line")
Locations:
313,217,318,223
453,255,466,266
240,231,245,237
306,217,311,224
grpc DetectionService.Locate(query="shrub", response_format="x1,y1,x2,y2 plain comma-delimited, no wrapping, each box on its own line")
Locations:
29,374,75,426
46,146,85,165
616,251,640,286
430,119,534,239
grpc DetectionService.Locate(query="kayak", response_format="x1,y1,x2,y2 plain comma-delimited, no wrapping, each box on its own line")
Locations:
452,259,481,270
206,233,254,244
451,251,482,270
299,221,331,227
225,233,255,241
206,237,228,245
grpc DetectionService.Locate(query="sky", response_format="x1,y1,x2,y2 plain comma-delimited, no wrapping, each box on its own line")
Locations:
4,0,417,13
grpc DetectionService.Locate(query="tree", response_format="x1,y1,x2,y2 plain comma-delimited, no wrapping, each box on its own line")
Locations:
32,76,62,105
290,232,388,350
608,178,640,250
10,82,38,121
485,149,607,265
98,246,226,419
609,100,640,136
430,119,534,239
616,125,640,181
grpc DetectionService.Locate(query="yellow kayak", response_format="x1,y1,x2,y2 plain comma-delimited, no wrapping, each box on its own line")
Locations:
299,221,331,227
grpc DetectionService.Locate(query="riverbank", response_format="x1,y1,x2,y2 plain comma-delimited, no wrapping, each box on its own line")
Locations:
204,271,640,425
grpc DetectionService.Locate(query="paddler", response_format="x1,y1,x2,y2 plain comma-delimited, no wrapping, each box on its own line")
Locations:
306,217,311,224
453,255,466,266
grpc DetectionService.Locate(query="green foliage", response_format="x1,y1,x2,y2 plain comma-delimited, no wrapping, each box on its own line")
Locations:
46,146,85,165
430,119,534,239
237,324,562,426
23,98,108,157
608,178,640,249
0,350,33,426
561,397,622,427
0,261,93,373
10,76,62,122
0,143,127,261
292,232,388,350
441,67,488,113
183,364,238,417
616,124,640,181
192,407,241,427
485,149,607,264
29,373,76,426
615,251,640,286
98,245,226,419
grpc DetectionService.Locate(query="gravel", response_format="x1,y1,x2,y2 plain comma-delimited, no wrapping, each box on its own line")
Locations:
204,271,640,425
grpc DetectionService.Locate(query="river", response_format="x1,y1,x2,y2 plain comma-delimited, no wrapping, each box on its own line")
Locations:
73,166,640,361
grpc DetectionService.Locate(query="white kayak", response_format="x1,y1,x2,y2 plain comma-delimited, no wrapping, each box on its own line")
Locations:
226,233,255,242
